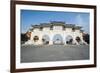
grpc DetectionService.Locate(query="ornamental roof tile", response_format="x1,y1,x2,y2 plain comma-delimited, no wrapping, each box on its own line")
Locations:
31,21,82,29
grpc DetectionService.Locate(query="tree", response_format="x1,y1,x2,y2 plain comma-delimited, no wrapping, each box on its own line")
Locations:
83,33,89,44
21,33,29,44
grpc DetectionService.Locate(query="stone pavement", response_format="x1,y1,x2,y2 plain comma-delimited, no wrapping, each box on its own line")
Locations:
21,45,89,63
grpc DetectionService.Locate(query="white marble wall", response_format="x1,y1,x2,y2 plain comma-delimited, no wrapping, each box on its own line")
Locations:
29,26,85,45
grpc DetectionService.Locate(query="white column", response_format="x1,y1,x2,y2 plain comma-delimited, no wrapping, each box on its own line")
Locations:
39,35,43,45
81,38,88,45
73,37,79,45
49,34,53,45
49,40,53,45
63,31,67,45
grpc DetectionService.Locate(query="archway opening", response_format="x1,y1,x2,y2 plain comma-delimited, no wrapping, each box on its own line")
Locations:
33,36,39,42
66,35,73,44
53,34,63,45
76,36,81,43
42,35,50,45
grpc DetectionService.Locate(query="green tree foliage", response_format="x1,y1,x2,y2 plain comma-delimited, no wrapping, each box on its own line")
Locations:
83,34,89,44
21,33,29,44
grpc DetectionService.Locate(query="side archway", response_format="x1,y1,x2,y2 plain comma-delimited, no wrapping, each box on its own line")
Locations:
53,34,63,45
66,35,73,44
33,36,39,42
42,35,50,45
76,36,81,44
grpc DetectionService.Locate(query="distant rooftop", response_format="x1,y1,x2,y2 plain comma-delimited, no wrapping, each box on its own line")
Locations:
31,21,82,29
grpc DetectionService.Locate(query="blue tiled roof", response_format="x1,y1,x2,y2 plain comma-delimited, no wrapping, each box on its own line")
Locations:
31,21,82,29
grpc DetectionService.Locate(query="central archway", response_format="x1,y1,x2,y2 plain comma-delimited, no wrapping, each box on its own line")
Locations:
42,35,50,45
53,34,63,45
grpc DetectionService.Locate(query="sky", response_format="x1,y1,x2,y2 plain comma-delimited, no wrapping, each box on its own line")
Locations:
21,10,90,33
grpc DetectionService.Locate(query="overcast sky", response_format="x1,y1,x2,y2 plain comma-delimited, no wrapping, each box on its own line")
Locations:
21,10,90,33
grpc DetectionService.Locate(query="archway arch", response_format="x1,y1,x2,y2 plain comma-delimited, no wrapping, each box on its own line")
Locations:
42,35,50,45
53,34,63,45
66,35,73,44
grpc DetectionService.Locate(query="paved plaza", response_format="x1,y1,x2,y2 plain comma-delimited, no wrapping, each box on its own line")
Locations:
21,45,89,63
